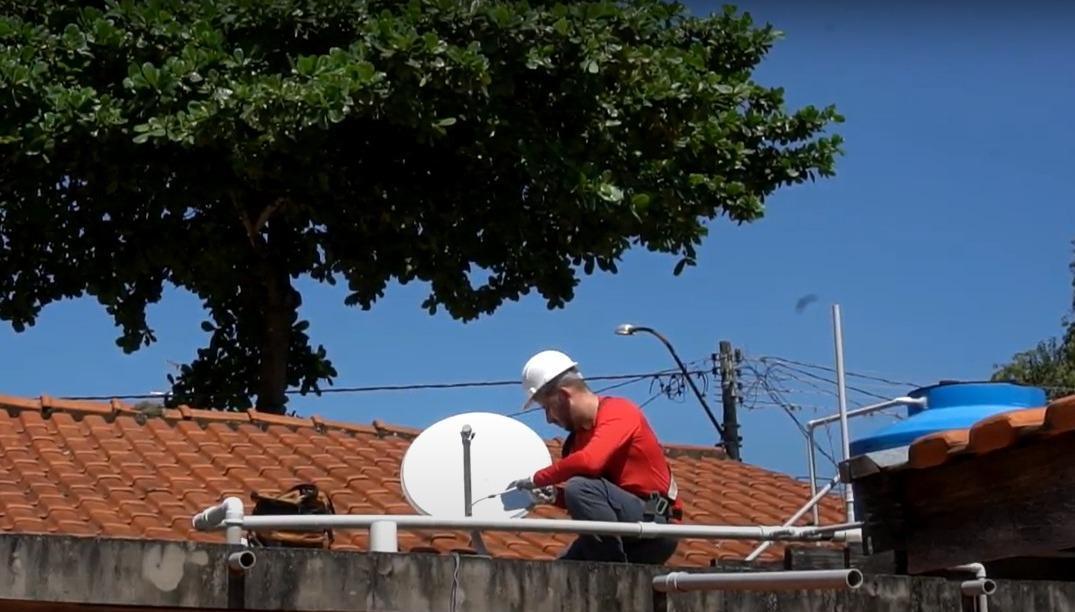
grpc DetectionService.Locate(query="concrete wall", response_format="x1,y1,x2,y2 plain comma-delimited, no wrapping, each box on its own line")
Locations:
1,534,1073,611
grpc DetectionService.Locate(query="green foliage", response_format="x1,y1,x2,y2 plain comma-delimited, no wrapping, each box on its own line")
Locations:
992,241,1075,399
0,0,844,413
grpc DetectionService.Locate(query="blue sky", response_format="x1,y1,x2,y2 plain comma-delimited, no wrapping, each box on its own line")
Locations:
1,1,1073,480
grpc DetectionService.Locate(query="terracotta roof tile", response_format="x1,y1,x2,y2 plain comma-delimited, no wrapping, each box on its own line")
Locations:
908,429,969,469
0,393,845,567
966,406,1047,454
1045,394,1075,433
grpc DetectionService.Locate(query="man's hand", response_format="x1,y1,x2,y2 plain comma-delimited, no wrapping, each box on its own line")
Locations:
508,477,536,491
531,486,556,506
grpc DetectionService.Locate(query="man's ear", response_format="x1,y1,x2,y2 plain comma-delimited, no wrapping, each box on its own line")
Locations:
557,386,573,404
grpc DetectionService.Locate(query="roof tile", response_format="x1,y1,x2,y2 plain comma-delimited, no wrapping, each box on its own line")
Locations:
1045,395,1075,433
908,430,969,469
0,393,845,567
967,407,1047,454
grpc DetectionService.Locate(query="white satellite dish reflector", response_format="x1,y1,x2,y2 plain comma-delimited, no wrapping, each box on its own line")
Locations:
401,412,552,519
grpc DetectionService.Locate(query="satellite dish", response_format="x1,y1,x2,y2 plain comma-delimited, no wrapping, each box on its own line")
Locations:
401,412,552,519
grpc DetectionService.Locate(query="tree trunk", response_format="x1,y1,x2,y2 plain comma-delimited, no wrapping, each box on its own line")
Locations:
253,220,298,415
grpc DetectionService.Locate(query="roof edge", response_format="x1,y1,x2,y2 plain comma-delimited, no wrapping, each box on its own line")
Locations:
0,393,728,458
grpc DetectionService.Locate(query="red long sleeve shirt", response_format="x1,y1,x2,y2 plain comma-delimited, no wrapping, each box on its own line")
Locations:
532,396,682,516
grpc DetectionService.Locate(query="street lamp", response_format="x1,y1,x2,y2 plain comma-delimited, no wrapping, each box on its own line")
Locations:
615,324,728,450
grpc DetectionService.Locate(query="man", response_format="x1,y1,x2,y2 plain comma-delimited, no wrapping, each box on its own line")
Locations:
510,349,681,564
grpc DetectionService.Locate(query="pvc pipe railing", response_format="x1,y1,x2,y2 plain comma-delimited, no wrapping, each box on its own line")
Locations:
230,514,859,542
805,396,927,524
193,497,863,554
653,568,863,593
745,474,840,562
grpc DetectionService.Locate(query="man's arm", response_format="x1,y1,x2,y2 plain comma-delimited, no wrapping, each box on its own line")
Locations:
531,406,638,487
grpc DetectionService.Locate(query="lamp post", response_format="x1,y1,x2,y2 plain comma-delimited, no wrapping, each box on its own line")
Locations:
615,324,731,455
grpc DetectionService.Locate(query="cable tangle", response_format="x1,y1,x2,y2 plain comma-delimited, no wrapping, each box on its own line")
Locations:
644,358,712,405
735,351,918,473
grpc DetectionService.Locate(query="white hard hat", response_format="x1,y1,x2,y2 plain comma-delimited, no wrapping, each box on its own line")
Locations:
521,350,579,410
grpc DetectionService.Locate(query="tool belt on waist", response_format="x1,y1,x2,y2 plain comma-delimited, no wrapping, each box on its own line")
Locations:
641,492,682,522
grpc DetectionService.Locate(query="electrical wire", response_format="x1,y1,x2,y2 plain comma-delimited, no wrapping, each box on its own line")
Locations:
62,365,712,402
756,355,923,388
756,359,895,401
593,358,708,395
507,359,711,418
640,388,666,408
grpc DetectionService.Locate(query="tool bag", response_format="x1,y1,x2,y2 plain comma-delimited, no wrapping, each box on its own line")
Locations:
246,483,336,549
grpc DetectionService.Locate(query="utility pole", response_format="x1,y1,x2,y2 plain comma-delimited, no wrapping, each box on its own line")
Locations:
718,341,742,461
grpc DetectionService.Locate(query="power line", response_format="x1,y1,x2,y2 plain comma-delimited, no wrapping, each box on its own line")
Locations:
754,359,895,401
594,358,709,395
756,355,923,389
62,365,713,402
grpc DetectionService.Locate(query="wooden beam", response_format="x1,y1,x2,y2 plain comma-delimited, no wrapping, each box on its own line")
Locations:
894,431,1075,573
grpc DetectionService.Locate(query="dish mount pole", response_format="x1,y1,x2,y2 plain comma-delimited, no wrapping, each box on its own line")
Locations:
460,424,490,555
461,425,474,517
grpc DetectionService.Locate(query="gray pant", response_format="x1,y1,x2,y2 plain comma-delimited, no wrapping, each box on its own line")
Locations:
558,476,678,565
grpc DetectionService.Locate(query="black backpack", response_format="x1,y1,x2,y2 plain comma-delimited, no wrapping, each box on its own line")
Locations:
245,483,336,549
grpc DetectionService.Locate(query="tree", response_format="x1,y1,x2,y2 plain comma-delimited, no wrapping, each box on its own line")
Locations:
0,1,844,414
992,242,1075,399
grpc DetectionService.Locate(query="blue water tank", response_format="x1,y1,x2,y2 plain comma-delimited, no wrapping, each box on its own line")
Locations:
848,381,1046,456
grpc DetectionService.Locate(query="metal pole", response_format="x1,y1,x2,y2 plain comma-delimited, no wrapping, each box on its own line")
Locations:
831,304,854,521
461,424,474,517
460,424,490,555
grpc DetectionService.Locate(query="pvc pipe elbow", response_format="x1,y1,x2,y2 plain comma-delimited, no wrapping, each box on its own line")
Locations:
192,497,245,531
223,496,244,521
951,563,986,579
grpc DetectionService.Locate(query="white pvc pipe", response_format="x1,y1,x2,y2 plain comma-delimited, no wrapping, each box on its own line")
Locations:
808,397,926,429
653,568,863,593
746,474,840,562
831,528,862,543
199,512,861,542
805,396,927,525
370,520,399,553
227,550,256,571
951,563,992,612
